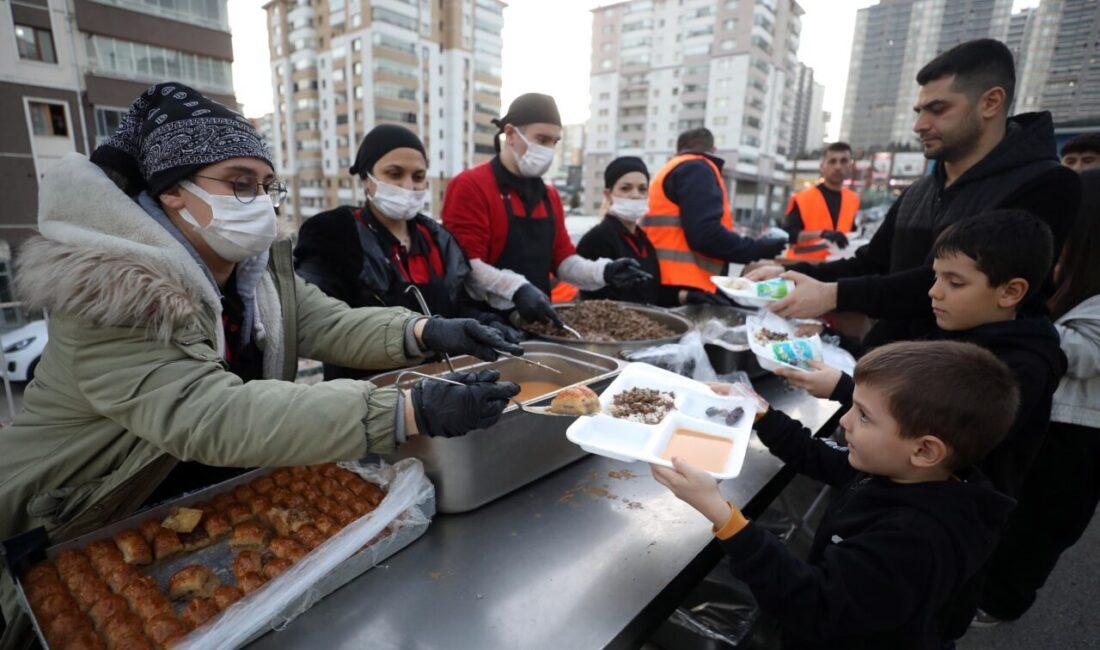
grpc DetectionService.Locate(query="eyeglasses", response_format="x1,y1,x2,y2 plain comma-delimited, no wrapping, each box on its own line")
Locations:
193,175,288,208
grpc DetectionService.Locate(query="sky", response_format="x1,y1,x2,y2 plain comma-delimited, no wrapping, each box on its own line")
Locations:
230,0,1041,141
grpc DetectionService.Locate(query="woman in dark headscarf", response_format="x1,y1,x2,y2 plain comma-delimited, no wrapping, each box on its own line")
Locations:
294,124,520,381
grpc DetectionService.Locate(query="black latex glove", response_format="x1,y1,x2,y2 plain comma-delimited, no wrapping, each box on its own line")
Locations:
421,317,524,361
411,369,520,438
754,236,788,260
820,230,849,249
512,283,563,326
472,311,524,344
604,258,654,289
684,289,734,306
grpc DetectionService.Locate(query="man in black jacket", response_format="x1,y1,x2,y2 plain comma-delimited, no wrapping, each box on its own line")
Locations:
652,341,1017,649
752,39,1081,348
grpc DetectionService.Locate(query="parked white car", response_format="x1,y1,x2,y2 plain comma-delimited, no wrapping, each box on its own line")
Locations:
1,320,47,382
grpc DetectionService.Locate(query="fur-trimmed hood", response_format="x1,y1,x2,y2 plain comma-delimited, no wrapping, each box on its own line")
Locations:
16,154,225,341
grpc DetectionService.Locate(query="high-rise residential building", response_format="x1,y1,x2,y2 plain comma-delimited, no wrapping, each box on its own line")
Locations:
0,0,235,294
547,123,585,210
1005,7,1036,73
264,0,505,227
1015,0,1100,121
790,62,826,156
840,0,1012,151
585,0,804,224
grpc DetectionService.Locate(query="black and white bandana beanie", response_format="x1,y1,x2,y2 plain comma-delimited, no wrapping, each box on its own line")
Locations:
91,81,272,196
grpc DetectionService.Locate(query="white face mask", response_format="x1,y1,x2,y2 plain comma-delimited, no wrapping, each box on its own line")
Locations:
368,174,426,221
609,196,649,223
178,179,277,262
512,128,556,178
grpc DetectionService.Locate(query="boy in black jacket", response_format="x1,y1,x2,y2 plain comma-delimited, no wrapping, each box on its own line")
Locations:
652,341,1018,649
928,211,1067,496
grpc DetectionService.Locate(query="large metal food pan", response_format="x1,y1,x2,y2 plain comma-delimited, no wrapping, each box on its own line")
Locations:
511,301,695,358
369,342,624,513
7,465,434,649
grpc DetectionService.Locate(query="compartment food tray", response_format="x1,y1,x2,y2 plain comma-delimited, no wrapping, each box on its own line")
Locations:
711,276,795,309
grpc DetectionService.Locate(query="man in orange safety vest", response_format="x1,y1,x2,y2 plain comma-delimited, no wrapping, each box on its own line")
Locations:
783,142,860,261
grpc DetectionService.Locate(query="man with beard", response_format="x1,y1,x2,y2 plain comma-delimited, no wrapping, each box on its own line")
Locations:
748,39,1081,347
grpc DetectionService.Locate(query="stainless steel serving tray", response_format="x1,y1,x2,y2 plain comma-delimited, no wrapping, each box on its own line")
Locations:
368,341,624,513
511,301,695,358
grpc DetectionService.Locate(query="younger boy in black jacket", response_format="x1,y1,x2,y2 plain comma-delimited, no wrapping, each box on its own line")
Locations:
653,341,1018,649
928,210,1067,496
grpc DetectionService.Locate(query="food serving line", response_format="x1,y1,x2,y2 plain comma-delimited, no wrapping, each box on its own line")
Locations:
248,302,842,649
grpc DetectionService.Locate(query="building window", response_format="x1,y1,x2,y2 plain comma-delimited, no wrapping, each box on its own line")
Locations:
94,106,127,144
720,39,734,51
601,59,613,70
14,24,57,63
84,35,233,94
28,101,68,136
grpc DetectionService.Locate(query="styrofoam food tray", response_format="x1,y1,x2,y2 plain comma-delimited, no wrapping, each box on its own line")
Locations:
746,313,823,374
711,276,795,309
565,363,756,479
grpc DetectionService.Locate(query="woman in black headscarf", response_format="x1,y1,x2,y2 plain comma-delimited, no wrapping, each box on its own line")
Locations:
294,124,520,380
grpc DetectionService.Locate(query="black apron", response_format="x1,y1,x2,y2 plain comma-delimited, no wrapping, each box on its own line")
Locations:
493,188,557,296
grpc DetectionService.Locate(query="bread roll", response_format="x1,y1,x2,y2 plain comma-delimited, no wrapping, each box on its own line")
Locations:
153,530,182,561
549,385,601,415
262,557,292,580
211,585,243,610
231,550,263,581
160,507,203,534
112,531,153,566
181,598,220,628
167,565,219,600
229,522,269,550
236,572,266,595
143,613,187,646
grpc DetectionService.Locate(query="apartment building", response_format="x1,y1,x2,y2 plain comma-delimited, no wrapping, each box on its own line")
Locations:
840,0,1011,151
1016,0,1100,121
790,61,826,157
585,0,803,224
0,0,235,315
265,0,505,226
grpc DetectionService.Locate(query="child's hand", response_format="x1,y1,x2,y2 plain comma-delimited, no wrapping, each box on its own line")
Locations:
706,382,770,420
774,360,842,399
651,457,732,527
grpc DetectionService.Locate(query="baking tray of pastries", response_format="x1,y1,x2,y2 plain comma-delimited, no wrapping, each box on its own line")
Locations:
10,462,434,649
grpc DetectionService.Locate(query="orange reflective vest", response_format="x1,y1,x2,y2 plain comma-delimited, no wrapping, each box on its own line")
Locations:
784,186,859,261
642,154,734,293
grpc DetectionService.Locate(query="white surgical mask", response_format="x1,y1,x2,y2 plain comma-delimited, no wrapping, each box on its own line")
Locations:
368,174,427,221
513,128,556,178
609,197,649,223
178,179,277,262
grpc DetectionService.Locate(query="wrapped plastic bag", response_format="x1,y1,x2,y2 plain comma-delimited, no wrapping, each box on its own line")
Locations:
174,459,434,649
622,330,718,382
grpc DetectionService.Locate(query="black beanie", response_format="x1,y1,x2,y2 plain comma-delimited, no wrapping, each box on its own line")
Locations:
491,93,562,153
90,82,271,197
349,124,427,177
604,156,649,189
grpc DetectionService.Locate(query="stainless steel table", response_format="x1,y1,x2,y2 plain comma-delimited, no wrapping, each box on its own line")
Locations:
251,379,841,650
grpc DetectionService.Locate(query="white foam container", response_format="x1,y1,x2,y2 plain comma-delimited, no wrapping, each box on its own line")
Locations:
566,363,755,479
746,312,823,374
711,276,795,309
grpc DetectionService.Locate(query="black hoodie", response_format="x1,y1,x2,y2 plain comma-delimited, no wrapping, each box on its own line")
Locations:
940,317,1067,496
723,410,1015,650
794,112,1081,347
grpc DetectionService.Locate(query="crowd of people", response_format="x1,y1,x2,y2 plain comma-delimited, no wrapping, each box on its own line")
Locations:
0,33,1096,649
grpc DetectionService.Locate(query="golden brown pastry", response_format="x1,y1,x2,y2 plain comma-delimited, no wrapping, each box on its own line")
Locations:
211,585,243,610
131,594,173,623
248,496,271,518
138,520,162,544
71,576,112,612
143,613,187,646
89,593,130,630
181,598,220,629
191,501,217,518
265,507,312,537
288,479,310,494
33,590,78,621
179,527,213,552
331,490,354,507
160,507,203,534
312,515,339,538
318,478,342,499
333,507,357,526
45,609,93,648
103,565,141,593
56,549,94,577
334,468,359,486
231,550,264,580
268,487,292,507
261,557,292,580
113,530,153,566
548,385,601,415
250,476,275,494
167,565,219,600
209,493,234,511
63,567,102,595
229,522,269,550
100,611,146,646
152,530,182,561
311,497,338,517
236,572,266,595
60,628,106,650
293,525,325,550
348,480,385,506
233,484,255,504
224,503,251,526
202,512,231,540
348,497,374,516
120,575,159,607
271,468,294,487
300,485,323,503
85,540,124,566
23,561,60,586
106,633,154,650
319,463,340,478
25,579,68,610
268,537,307,562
